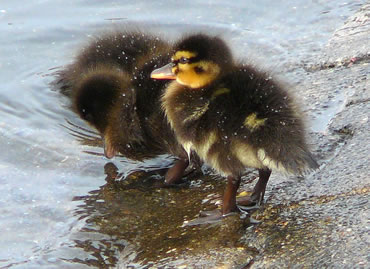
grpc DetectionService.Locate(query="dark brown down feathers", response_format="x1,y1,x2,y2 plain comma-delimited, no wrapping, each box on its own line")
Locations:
152,33,318,213
55,31,186,161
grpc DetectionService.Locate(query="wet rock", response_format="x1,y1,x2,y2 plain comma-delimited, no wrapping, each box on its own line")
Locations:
242,192,369,268
307,3,370,70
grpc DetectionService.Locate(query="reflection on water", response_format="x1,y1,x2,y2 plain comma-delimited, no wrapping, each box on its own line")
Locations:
0,0,366,267
70,162,251,267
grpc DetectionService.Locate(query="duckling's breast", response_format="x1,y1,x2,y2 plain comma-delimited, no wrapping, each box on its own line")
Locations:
162,82,266,176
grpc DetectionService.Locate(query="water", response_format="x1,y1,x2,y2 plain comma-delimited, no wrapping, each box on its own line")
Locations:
0,0,365,267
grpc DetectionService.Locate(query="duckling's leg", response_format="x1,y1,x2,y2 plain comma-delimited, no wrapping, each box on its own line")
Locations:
222,176,241,214
164,158,189,185
182,175,246,226
238,168,271,207
251,169,271,204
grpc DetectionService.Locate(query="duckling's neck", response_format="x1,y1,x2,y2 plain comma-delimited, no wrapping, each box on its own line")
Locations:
162,81,214,143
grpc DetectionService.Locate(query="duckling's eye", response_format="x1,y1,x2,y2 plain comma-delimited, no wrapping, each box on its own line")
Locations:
179,57,189,64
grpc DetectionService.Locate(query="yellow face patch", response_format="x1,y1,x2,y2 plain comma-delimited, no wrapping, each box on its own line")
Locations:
244,113,267,131
176,61,220,88
171,66,178,74
170,50,221,88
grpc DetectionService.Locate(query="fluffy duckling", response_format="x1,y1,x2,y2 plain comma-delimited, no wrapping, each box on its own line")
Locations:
55,31,190,183
151,34,319,215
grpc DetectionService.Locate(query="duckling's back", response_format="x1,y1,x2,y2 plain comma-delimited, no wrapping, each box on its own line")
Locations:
56,31,169,96
222,67,318,175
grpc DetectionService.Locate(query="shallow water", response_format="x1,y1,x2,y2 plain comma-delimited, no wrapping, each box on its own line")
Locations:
0,0,365,267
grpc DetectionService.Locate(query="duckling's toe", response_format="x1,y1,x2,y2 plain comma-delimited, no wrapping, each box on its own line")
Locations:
237,199,261,211
183,209,240,226
236,192,264,209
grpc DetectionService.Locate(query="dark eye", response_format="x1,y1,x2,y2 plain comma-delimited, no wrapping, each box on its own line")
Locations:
179,57,189,64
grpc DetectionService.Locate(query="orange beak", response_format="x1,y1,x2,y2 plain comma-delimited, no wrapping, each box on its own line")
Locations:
150,63,176,80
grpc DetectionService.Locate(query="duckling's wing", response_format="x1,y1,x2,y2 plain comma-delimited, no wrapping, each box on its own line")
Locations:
227,70,318,175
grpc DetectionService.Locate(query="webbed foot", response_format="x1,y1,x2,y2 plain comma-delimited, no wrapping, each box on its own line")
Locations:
183,209,242,226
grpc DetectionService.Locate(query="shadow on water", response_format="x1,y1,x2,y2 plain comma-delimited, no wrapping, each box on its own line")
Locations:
69,160,254,268
61,122,255,267
53,112,258,267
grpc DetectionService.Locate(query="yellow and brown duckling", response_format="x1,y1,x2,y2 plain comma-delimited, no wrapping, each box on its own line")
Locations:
55,30,191,184
151,34,319,215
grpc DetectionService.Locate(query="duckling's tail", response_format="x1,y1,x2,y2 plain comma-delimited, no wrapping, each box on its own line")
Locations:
258,147,319,176
285,149,319,175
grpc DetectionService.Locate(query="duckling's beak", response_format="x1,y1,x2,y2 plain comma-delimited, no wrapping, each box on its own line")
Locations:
103,137,117,159
150,63,176,80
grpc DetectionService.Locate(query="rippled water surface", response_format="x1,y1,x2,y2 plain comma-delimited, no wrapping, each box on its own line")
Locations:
0,0,365,267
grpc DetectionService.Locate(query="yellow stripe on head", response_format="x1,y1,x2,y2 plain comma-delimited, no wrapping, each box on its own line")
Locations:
172,51,197,61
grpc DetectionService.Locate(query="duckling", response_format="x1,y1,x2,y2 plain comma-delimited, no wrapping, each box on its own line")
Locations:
55,31,190,184
151,34,319,215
